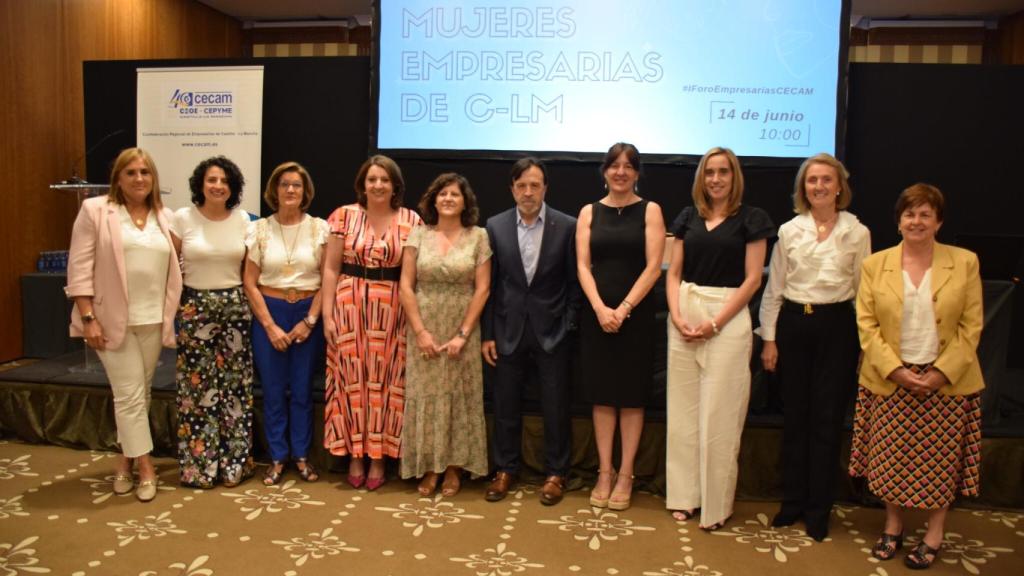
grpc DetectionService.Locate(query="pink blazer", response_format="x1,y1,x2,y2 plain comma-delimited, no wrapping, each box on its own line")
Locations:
66,196,183,348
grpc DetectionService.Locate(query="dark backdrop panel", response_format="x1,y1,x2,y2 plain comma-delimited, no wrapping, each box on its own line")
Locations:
84,57,370,220
844,63,1023,252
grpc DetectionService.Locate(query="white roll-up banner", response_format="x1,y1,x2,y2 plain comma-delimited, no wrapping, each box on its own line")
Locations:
137,66,264,213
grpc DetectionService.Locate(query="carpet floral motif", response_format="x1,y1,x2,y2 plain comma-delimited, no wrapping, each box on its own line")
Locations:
107,511,186,547
643,555,723,576
221,479,325,520
0,456,37,480
0,535,50,574
537,506,656,550
917,530,1014,575
375,493,485,537
272,527,360,566
972,511,1022,530
450,541,544,575
0,495,27,520
137,555,213,576
710,513,815,562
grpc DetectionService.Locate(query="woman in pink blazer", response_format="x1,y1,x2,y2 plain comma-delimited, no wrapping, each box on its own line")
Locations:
66,148,183,502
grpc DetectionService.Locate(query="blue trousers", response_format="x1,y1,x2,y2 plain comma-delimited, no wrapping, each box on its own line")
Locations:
251,295,323,462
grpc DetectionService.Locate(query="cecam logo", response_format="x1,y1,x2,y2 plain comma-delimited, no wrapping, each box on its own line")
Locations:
168,89,234,118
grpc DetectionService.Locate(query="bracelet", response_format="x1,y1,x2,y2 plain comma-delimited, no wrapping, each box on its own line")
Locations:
621,299,633,310
415,327,427,336
710,318,720,335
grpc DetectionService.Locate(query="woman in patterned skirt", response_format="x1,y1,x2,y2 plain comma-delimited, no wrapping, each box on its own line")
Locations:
322,155,422,490
398,173,491,497
851,183,984,569
171,156,255,488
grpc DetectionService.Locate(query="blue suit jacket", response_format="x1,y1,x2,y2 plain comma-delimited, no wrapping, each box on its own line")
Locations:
481,205,581,354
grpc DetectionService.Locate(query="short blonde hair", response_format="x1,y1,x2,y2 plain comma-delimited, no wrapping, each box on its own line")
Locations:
263,161,315,212
107,148,162,210
692,147,743,218
792,153,852,214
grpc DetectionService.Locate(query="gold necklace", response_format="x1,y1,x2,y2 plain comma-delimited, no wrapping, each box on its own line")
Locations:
127,205,148,228
813,213,837,234
276,215,302,275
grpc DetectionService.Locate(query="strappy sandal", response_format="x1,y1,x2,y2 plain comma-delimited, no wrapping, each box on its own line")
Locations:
671,508,698,521
263,461,285,486
871,532,904,561
607,474,635,511
589,470,617,508
441,468,462,497
904,541,941,570
418,472,439,497
295,459,319,482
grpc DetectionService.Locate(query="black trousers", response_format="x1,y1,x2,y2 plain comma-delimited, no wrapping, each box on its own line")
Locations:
776,300,859,525
491,327,571,477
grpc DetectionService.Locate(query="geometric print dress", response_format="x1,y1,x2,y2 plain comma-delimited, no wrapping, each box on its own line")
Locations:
323,204,421,459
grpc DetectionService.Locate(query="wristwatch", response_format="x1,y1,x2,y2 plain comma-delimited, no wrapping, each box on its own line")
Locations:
82,312,96,323
457,327,469,339
303,315,318,328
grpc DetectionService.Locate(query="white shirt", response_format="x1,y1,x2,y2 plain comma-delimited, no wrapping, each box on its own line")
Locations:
118,206,170,325
758,211,871,341
246,214,328,291
171,206,250,290
900,269,940,364
517,203,546,285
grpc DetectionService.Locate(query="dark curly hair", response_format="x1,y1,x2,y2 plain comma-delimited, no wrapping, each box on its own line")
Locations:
417,173,479,227
189,156,245,209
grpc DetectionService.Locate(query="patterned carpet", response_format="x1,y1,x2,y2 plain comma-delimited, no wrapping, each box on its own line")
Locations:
0,439,1021,576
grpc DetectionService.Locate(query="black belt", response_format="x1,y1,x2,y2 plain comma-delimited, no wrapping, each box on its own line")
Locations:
342,263,401,281
781,299,852,315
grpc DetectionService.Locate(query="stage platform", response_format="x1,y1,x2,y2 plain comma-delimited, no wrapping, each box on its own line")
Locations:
1,348,1021,510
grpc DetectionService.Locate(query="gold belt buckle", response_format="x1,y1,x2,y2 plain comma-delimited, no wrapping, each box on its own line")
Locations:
285,288,299,304
803,303,814,315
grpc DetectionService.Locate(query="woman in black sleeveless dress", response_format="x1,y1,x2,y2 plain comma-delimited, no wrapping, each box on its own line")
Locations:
576,143,665,511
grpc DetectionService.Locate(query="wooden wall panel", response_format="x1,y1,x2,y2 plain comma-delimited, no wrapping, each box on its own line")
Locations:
0,0,242,362
999,11,1024,64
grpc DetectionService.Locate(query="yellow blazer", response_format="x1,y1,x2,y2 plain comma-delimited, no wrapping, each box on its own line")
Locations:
856,241,984,396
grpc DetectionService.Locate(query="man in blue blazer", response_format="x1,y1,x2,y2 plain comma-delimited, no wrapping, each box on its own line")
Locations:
481,157,581,505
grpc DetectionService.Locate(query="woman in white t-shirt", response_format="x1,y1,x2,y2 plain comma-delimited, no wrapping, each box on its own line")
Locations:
170,156,255,489
67,148,182,503
243,162,328,485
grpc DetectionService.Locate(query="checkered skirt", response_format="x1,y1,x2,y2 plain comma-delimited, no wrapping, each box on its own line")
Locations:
849,386,981,509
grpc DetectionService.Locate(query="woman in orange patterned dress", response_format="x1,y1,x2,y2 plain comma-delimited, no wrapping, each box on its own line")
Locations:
322,155,422,490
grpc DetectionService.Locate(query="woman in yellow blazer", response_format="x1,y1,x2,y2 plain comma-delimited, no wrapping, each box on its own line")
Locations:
850,183,983,570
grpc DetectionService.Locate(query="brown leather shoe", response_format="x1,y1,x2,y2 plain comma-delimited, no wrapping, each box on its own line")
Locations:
485,471,514,502
539,475,565,506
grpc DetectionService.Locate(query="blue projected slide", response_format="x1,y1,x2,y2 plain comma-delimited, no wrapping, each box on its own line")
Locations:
376,0,844,158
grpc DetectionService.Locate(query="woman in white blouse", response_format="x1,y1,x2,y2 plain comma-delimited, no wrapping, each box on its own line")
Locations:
171,156,255,489
243,162,328,485
66,148,182,502
758,153,870,540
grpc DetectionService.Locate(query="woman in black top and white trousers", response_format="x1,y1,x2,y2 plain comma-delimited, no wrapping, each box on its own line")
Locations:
664,147,774,531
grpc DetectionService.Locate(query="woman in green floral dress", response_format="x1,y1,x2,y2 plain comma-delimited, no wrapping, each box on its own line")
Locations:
398,173,492,497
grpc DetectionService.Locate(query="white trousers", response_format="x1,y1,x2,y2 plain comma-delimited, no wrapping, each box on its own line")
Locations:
665,283,752,527
95,323,162,458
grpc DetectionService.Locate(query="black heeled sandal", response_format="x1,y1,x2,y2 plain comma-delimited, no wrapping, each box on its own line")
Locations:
871,532,904,561
295,459,319,482
904,541,941,570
